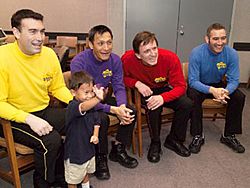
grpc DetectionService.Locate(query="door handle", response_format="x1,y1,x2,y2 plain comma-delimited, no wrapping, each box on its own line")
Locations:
179,30,184,35
179,25,184,36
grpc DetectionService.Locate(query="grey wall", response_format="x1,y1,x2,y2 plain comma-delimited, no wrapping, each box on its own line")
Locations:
230,0,250,83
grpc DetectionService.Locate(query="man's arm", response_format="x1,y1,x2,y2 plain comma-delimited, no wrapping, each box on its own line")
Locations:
225,49,240,94
188,50,211,94
160,55,186,102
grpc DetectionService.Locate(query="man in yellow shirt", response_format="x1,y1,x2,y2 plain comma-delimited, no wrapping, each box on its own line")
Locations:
0,9,72,188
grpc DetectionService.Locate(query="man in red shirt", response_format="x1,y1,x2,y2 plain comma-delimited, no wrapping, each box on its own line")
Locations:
122,31,192,163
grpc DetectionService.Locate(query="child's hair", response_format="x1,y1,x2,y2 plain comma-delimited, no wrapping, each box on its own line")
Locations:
70,71,93,90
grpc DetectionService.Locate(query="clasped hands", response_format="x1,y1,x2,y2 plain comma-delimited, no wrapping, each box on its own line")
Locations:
112,104,135,125
209,87,230,104
135,81,164,110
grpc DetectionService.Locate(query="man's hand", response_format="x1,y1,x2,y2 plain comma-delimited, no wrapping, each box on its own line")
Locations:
90,135,99,144
93,85,105,100
135,81,153,97
25,114,53,136
209,87,230,104
146,95,164,110
111,104,135,125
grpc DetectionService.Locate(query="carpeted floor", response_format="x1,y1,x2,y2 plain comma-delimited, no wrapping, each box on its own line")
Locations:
1,88,249,188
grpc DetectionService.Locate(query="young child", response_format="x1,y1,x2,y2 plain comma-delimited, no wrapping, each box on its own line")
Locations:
64,71,104,188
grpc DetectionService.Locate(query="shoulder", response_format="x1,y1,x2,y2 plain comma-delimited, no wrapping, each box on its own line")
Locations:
223,45,238,56
110,52,121,62
191,43,207,54
158,48,180,63
0,43,15,56
41,46,57,56
121,50,136,64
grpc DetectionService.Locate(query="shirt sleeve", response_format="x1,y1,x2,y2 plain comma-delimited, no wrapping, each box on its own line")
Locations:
225,50,239,94
0,63,29,122
160,55,186,102
111,58,127,106
188,49,210,94
121,53,138,88
48,54,73,104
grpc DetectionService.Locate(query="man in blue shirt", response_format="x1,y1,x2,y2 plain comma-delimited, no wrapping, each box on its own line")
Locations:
188,23,245,154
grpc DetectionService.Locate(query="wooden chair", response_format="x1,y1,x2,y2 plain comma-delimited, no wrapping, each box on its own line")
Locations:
56,36,78,59
182,62,227,120
5,35,16,43
127,87,174,157
0,118,34,188
53,46,70,72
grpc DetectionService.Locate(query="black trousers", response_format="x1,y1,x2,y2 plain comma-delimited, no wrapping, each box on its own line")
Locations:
96,96,136,154
0,106,66,184
141,87,193,142
187,85,245,136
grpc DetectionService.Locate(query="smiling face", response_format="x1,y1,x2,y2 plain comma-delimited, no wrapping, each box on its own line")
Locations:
89,31,113,61
71,82,95,102
205,28,227,54
13,18,45,55
136,39,158,66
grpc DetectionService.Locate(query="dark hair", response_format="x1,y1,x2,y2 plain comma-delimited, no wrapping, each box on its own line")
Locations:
132,31,158,54
88,25,113,43
11,9,43,30
70,71,93,90
206,23,226,37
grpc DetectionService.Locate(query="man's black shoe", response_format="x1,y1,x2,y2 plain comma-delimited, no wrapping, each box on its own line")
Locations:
189,135,205,154
220,134,245,153
109,141,138,168
164,136,190,157
147,141,162,163
95,154,110,180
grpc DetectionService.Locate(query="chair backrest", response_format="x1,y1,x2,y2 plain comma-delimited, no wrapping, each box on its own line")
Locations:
182,62,189,82
54,46,70,72
43,36,49,45
5,34,15,43
56,36,78,48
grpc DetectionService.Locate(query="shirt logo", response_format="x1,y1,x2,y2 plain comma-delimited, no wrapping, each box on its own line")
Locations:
102,69,112,78
154,77,166,83
43,75,52,82
216,62,227,70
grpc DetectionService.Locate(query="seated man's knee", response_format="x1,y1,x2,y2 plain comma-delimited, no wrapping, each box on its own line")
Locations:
177,96,193,112
231,89,246,104
39,131,62,153
187,87,201,99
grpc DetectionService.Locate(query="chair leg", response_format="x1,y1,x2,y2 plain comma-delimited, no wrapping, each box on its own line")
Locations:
137,111,143,157
2,120,22,188
131,129,136,154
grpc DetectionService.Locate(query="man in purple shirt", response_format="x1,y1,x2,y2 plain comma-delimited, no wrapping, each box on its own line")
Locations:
71,25,138,180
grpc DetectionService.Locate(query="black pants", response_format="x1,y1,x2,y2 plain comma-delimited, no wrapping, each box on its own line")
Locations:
187,85,245,136
141,87,193,142
0,106,66,184
96,96,136,154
